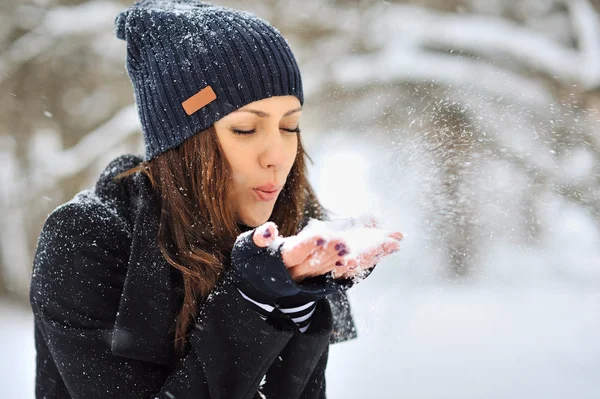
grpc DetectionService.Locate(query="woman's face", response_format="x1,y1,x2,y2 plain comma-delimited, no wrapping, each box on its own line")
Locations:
214,95,302,227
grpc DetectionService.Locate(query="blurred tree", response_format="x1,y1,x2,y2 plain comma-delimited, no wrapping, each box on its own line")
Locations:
1,0,599,299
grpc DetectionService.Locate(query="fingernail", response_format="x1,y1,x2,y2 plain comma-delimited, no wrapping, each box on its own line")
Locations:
335,243,345,251
335,261,343,266
263,230,272,238
338,250,348,256
316,238,325,246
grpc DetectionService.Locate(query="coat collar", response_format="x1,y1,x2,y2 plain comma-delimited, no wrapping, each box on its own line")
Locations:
95,154,180,365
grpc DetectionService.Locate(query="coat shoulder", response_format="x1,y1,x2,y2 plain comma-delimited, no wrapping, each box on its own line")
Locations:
31,154,145,308
29,190,133,337
31,189,132,289
37,153,145,254
41,188,131,250
94,153,144,203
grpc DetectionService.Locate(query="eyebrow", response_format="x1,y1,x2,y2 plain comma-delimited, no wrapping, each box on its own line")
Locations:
233,107,302,118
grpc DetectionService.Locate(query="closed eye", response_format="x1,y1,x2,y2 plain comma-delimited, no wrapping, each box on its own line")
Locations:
232,127,301,135
231,129,256,135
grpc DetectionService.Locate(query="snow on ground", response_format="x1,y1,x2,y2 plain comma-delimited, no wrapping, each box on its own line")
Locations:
0,301,35,399
327,281,600,398
2,283,599,398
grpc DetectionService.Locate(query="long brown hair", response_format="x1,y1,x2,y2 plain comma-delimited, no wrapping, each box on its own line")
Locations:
115,125,326,354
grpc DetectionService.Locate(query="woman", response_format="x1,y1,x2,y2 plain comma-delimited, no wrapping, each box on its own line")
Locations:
29,1,402,398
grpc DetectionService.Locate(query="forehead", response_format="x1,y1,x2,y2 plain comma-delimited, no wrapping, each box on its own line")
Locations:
236,95,301,113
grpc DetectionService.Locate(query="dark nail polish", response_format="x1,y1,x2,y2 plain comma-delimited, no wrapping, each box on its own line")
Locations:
316,238,325,246
338,250,348,256
335,261,343,266
263,230,272,238
335,243,346,251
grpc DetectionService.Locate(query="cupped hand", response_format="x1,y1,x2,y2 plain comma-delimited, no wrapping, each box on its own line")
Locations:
332,231,403,279
252,221,404,283
252,222,350,283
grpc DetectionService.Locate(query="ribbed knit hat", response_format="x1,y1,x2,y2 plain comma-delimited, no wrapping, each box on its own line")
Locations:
114,0,304,160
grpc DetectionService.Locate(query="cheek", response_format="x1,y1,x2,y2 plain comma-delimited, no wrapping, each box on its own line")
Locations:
285,138,299,168
227,154,252,186
231,170,250,186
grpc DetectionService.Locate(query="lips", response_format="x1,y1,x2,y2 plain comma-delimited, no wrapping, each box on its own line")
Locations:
254,184,280,192
252,184,282,202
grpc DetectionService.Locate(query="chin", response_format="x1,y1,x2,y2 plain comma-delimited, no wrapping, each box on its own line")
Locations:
240,209,272,227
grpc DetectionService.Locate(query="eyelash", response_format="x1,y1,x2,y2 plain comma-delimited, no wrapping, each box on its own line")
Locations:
232,127,301,135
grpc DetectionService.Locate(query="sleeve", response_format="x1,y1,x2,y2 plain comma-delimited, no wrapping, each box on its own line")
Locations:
299,349,328,399
29,201,301,399
237,287,316,333
253,299,333,399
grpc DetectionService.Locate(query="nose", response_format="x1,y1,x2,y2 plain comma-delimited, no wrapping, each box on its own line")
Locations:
259,128,287,170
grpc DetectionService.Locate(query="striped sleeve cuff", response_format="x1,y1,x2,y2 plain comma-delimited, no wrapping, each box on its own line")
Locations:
237,288,316,333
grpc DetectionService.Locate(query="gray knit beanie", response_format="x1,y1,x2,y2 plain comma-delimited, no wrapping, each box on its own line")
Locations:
114,0,304,160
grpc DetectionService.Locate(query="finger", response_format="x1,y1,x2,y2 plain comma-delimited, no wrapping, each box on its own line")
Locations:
331,259,351,279
317,260,343,278
357,246,383,263
281,235,326,267
288,238,349,280
336,269,355,280
291,250,339,280
316,252,347,276
299,238,347,266
345,241,399,276
317,239,348,262
291,264,326,282
298,258,342,281
382,241,400,254
291,239,350,280
338,254,380,279
288,261,332,282
332,250,361,278
305,247,334,268
389,231,404,241
344,247,379,272
335,262,363,279
321,241,351,275
356,240,398,263
252,222,279,248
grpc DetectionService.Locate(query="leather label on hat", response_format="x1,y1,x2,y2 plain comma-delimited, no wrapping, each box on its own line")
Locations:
182,85,217,115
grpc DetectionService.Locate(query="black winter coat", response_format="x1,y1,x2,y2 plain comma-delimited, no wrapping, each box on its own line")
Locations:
29,154,358,399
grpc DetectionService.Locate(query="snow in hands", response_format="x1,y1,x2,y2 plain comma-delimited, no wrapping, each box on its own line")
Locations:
256,216,404,282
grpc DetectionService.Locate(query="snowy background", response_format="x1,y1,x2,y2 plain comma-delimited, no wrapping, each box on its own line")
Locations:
1,0,600,398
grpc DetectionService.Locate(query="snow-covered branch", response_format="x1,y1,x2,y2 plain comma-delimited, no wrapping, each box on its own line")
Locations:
365,3,599,89
30,105,140,180
0,1,122,85
567,0,600,88
494,143,600,221
326,46,555,110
